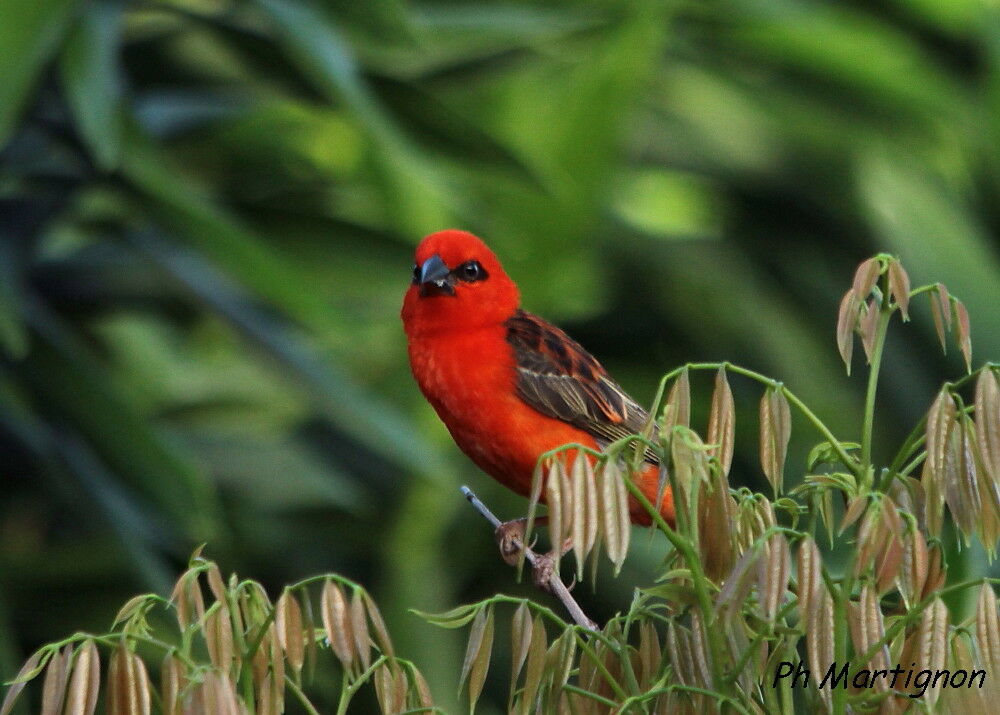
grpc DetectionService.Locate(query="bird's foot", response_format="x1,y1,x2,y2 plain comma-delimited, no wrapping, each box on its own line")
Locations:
495,517,571,590
495,518,529,567
533,550,559,591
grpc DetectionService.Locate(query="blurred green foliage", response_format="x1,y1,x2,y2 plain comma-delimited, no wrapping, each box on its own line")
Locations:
1,0,999,711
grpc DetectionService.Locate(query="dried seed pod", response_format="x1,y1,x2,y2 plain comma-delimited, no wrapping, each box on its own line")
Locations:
840,495,867,534
638,620,662,687
913,598,949,705
698,473,737,581
923,388,957,538
65,640,100,715
947,632,989,711
373,662,407,714
204,606,235,673
666,620,693,686
663,368,691,437
850,585,890,688
267,622,285,712
257,673,276,715
40,645,72,715
411,666,434,709
852,257,881,299
599,460,630,574
571,451,589,580
170,570,206,632
707,367,735,476
349,590,371,670
559,456,574,543
887,259,910,319
201,671,241,715
836,288,858,372
362,591,395,660
716,547,761,620
546,628,576,690
688,610,713,689
321,580,355,669
160,654,185,715
930,284,951,353
860,299,880,363
759,387,791,495
546,461,565,575
805,587,834,710
276,590,305,674
520,615,547,715
671,428,708,550
582,456,599,564
796,536,822,629
976,370,1000,513
895,522,929,610
510,603,532,695
875,531,904,595
460,607,494,711
947,417,984,542
205,563,227,605
757,533,790,621
921,544,947,600
108,640,151,715
976,584,1000,680
0,649,43,715
853,499,896,581
954,299,972,372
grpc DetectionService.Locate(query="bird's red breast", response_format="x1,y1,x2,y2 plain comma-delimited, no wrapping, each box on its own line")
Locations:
402,229,674,526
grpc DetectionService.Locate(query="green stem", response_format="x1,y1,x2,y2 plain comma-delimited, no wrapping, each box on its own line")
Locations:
726,599,798,684
334,655,388,715
335,669,351,715
286,675,321,715
621,685,753,715
624,482,729,697
562,683,619,709
574,634,629,701
674,362,860,476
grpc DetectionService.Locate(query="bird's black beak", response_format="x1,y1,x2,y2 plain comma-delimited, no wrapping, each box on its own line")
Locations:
418,254,455,296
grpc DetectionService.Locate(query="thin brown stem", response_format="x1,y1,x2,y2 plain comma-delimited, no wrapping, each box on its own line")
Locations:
460,486,599,631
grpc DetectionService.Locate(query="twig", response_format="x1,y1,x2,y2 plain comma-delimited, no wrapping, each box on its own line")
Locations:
460,486,599,631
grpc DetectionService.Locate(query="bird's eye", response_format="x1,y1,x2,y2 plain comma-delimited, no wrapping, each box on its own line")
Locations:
411,263,419,284
458,260,487,282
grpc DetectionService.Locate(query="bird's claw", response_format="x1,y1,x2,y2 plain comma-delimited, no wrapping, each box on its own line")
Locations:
495,517,567,590
533,551,557,591
495,518,527,567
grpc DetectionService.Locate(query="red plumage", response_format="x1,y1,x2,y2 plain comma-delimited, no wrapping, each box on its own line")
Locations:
401,229,674,526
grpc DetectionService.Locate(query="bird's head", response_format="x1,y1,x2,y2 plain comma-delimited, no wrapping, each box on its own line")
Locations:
401,230,520,336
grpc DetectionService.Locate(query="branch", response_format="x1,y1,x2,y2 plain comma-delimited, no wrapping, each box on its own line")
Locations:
460,486,598,632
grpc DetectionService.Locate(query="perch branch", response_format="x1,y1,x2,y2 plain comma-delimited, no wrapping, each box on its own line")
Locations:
460,486,598,632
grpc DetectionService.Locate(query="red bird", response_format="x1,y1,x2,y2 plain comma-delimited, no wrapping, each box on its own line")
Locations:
402,230,674,557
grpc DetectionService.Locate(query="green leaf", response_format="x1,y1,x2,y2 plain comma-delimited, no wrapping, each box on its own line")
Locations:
118,120,337,333
129,229,451,479
253,0,450,234
412,604,480,629
59,0,123,170
0,245,27,359
20,302,219,541
0,0,79,149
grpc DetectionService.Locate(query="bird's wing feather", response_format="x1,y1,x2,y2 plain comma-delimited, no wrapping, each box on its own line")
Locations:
505,310,659,463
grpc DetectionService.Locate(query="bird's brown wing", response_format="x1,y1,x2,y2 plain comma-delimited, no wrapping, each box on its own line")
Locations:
505,310,658,463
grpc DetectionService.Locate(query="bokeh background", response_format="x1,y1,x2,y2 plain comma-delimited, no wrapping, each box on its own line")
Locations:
2,0,999,711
